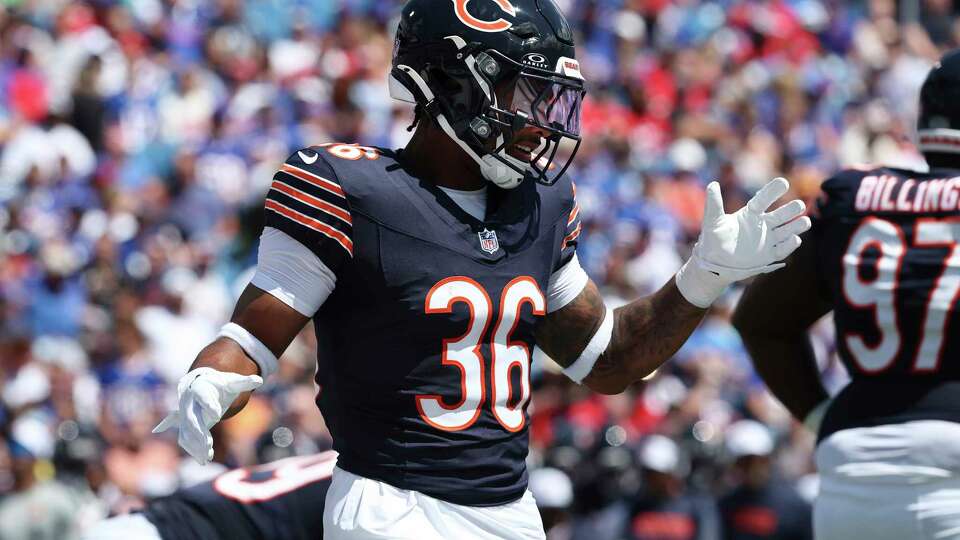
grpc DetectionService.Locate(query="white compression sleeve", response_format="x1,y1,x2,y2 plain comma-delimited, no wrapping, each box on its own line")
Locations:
547,254,589,313
555,306,615,384
250,227,336,317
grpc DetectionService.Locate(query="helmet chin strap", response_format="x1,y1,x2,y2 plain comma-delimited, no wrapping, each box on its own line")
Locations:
480,152,530,189
393,64,531,190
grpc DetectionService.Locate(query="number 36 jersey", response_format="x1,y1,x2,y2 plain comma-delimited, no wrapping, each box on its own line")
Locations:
261,144,582,506
812,166,960,440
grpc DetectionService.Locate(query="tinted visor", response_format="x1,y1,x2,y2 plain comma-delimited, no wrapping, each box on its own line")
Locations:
510,72,583,137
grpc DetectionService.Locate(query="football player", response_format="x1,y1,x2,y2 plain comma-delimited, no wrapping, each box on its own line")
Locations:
83,451,336,539
153,1,809,538
733,50,960,540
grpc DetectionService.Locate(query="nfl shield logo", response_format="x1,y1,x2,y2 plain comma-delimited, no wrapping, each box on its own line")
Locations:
478,229,499,254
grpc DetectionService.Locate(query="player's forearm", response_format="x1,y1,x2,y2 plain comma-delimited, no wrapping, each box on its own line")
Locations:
736,328,828,421
189,338,260,419
582,280,707,394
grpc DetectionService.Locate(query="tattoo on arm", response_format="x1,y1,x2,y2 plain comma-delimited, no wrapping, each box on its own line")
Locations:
586,282,705,393
536,279,707,394
535,280,605,369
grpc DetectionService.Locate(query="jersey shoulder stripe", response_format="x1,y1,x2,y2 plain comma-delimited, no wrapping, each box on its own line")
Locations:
264,149,354,268
559,180,582,268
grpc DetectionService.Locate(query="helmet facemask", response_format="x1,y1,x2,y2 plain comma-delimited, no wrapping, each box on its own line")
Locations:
478,50,585,188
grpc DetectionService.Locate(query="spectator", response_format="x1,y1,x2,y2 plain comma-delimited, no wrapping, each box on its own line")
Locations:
625,435,720,540
718,421,812,540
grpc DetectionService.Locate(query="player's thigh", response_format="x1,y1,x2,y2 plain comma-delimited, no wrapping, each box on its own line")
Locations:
81,513,163,540
431,489,545,540
912,483,960,539
324,467,438,539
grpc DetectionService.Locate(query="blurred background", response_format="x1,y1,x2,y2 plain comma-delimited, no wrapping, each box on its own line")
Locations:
0,0,951,538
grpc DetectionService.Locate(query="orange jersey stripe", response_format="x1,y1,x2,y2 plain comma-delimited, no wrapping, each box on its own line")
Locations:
567,203,580,225
562,222,582,250
270,181,352,225
265,200,353,256
279,164,346,198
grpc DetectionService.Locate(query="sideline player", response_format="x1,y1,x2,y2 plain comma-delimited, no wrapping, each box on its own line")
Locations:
154,1,810,538
734,50,960,540
83,451,336,540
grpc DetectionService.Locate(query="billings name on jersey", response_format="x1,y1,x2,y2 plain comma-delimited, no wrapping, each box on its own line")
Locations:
814,166,960,438
852,173,960,214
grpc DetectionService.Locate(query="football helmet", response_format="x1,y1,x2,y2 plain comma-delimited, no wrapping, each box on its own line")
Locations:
918,49,960,155
390,0,585,189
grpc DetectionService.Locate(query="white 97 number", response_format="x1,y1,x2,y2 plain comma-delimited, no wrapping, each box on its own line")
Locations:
416,277,545,433
843,217,960,373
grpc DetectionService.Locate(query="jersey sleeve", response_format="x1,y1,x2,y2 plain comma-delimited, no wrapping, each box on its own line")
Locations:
263,149,353,274
557,181,582,269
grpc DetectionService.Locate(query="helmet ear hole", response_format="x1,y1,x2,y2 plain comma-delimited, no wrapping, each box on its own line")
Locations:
425,65,463,96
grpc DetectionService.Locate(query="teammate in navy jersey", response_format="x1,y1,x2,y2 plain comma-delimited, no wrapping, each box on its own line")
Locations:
83,452,336,540
734,49,960,540
153,1,809,537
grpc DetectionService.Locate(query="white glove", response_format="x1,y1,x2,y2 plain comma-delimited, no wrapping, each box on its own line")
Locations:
153,367,262,464
676,178,811,308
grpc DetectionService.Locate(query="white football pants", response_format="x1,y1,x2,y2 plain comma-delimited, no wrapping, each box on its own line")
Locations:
323,466,546,539
815,420,960,540
81,513,162,540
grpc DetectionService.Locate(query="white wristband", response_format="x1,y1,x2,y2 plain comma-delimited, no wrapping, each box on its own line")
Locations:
675,252,727,309
562,307,614,384
217,323,279,380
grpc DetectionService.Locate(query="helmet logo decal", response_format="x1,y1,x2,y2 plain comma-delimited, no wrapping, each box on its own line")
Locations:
522,53,549,69
453,0,516,33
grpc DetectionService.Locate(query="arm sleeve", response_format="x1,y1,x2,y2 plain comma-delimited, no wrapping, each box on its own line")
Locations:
263,149,353,274
546,253,589,313
251,227,337,317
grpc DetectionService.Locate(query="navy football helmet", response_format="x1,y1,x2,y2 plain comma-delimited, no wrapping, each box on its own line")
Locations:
390,0,585,189
918,49,960,155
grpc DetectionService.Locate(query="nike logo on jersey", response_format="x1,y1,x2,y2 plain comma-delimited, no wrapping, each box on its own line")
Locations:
298,151,318,165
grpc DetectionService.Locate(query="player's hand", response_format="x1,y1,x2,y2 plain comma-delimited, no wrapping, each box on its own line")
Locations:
153,367,262,464
676,177,811,308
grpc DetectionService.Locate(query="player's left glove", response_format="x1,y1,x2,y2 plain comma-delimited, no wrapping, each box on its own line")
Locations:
153,367,262,464
676,177,811,308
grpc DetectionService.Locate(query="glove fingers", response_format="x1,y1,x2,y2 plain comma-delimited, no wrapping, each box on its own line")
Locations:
152,412,179,434
772,216,812,243
773,235,803,260
182,399,213,463
222,374,264,394
747,177,790,214
702,181,725,226
765,199,806,227
192,386,225,427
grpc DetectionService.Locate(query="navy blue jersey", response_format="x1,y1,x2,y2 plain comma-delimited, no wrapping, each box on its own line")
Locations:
263,143,581,506
141,452,335,540
812,166,960,438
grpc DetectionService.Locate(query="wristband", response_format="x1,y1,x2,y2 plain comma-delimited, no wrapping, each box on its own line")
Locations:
217,323,279,380
675,250,727,309
562,307,614,384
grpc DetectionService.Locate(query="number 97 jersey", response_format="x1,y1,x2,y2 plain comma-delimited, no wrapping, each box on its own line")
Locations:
813,166,960,437
263,144,582,507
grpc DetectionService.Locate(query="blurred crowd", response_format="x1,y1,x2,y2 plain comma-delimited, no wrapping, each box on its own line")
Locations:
0,0,954,538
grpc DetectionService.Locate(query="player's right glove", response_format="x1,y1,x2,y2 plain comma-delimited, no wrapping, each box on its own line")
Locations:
153,367,262,464
676,177,811,308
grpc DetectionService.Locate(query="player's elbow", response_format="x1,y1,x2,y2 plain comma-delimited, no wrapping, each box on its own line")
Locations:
587,379,629,395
